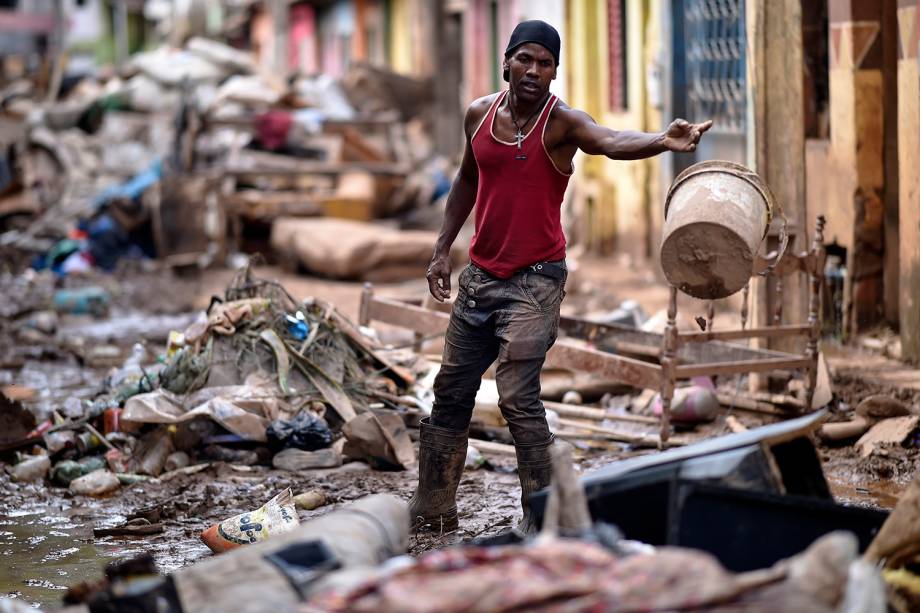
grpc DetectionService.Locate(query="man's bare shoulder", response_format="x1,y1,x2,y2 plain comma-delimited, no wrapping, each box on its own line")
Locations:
549,99,592,126
464,93,502,133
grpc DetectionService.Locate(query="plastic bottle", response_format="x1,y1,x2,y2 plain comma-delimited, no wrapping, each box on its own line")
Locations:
10,455,51,482
52,287,110,317
69,470,120,496
112,343,147,387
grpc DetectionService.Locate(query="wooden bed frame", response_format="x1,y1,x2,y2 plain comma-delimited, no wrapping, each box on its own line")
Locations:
359,216,827,446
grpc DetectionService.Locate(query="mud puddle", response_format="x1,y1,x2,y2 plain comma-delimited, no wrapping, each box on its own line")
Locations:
0,459,523,609
0,499,150,608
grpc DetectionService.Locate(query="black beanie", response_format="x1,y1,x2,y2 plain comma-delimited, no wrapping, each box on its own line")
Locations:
504,20,561,70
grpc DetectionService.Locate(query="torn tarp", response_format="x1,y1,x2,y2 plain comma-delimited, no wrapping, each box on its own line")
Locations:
122,373,294,441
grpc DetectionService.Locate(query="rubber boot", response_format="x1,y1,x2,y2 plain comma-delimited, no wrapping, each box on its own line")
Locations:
513,436,554,536
408,417,468,532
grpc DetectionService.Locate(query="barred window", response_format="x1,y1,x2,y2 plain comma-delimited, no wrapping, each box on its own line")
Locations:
684,0,745,133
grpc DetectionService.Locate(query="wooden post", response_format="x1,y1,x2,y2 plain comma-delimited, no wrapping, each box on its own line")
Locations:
747,0,807,352
433,0,463,157
806,216,826,410
359,283,373,328
45,0,65,103
898,0,920,360
740,283,750,330
114,0,129,68
541,441,592,536
270,0,289,76
658,286,679,446
353,0,368,61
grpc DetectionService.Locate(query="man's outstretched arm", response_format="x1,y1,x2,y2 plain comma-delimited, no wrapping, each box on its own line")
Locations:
564,108,712,160
427,107,481,302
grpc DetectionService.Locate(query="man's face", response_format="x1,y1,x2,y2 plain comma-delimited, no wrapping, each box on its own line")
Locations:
503,43,556,101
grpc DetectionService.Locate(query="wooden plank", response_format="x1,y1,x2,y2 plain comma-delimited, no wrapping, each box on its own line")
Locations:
559,316,793,364
555,418,672,443
675,357,812,378
545,340,662,390
716,393,792,416
543,400,658,424
554,429,686,448
541,401,607,421
726,415,748,432
366,297,450,336
469,438,516,456
678,324,811,343
328,309,415,386
856,416,920,458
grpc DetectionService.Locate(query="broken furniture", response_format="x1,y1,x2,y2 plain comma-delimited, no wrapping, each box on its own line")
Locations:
530,411,888,572
358,216,828,445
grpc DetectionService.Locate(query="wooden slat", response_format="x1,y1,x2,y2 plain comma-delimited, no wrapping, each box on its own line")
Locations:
546,340,662,390
367,297,450,336
676,357,812,378
542,400,658,424
678,324,811,343
716,393,793,416
559,316,793,363
469,438,516,456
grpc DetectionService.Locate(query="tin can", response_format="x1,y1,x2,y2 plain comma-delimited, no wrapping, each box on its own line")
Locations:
103,408,122,434
75,431,102,454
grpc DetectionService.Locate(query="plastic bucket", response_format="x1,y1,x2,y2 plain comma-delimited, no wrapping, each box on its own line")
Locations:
660,160,778,300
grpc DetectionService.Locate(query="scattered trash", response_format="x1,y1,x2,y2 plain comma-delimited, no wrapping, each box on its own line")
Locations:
69,469,121,496
164,451,190,472
653,377,719,424
342,412,415,470
293,490,327,511
856,416,920,459
9,454,51,482
93,518,164,538
273,448,342,471
266,411,334,453
52,287,111,317
820,394,911,441
200,488,300,554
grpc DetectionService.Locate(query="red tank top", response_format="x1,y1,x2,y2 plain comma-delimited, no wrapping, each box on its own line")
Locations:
469,90,572,278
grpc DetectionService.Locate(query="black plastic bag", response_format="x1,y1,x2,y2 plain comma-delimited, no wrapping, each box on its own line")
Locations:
266,411,334,452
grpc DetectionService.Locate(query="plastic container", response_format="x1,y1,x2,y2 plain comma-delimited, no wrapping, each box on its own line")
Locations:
52,287,111,317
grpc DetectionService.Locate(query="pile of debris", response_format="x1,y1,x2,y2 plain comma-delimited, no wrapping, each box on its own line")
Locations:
1,36,454,280
32,442,920,613
1,266,426,510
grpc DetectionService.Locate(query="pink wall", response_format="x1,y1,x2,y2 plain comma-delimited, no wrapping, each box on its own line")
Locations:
289,3,318,74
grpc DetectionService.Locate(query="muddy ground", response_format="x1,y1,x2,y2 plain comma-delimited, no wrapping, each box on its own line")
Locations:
1,257,917,608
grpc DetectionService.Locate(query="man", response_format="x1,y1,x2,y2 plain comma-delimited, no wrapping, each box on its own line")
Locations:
409,20,711,534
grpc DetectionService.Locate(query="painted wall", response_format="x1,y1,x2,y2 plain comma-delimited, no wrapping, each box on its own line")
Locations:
318,0,355,77
289,2,318,74
565,0,663,258
805,2,887,332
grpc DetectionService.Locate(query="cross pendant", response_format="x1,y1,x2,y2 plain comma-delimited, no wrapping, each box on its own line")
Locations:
514,130,527,160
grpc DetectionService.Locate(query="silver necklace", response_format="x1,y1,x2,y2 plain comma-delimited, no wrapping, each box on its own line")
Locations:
508,90,549,160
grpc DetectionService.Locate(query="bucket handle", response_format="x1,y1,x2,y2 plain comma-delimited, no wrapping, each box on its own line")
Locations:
756,196,789,277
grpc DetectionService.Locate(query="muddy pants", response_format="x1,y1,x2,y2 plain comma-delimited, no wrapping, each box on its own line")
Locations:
429,261,566,446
